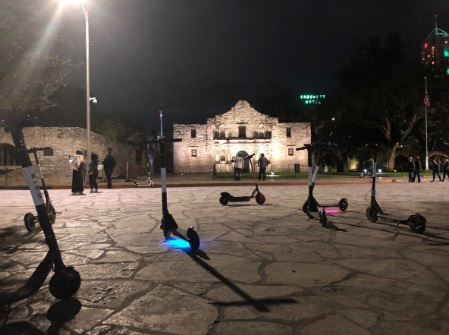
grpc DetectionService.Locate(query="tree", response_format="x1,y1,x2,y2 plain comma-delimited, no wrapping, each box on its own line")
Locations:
319,32,426,170
0,0,76,118
422,75,449,152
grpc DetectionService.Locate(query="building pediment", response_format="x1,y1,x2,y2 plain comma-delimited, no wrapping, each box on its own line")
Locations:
209,100,275,125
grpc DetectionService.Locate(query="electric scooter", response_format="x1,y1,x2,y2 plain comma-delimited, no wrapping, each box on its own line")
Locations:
0,121,81,306
143,136,201,251
23,146,56,232
365,144,426,233
296,142,348,226
219,154,266,205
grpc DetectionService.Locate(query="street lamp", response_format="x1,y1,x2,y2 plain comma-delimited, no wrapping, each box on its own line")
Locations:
61,0,92,163
81,1,91,165
424,77,429,171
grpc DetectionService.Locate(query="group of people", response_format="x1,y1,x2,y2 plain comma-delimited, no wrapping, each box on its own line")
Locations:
408,155,449,183
232,153,270,181
70,147,116,195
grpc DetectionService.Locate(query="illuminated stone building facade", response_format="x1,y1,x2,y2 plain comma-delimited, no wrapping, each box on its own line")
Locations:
173,100,311,174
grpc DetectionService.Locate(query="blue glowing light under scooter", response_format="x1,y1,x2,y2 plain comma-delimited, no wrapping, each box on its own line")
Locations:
164,238,191,250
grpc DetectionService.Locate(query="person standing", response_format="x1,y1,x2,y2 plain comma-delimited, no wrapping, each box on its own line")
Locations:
257,153,269,181
407,156,415,182
102,147,116,189
69,149,85,195
441,157,449,182
412,156,422,183
430,156,442,182
232,153,244,180
88,153,99,193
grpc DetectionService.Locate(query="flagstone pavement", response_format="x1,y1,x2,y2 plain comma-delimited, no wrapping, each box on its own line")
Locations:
0,179,448,334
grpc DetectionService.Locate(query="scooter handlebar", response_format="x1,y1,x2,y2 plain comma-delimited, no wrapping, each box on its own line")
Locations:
28,146,52,152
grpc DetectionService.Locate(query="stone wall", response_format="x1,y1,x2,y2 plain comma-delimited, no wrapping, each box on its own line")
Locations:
0,127,136,187
173,101,311,174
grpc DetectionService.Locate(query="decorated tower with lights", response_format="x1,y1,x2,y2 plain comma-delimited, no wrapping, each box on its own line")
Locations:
421,16,449,77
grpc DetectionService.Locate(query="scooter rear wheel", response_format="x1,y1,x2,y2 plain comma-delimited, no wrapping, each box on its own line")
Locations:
338,198,348,211
255,193,265,205
408,214,426,234
24,212,36,232
49,266,81,300
366,206,378,223
219,196,228,206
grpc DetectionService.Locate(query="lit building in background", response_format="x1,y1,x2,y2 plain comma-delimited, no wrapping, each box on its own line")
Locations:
299,94,326,105
421,17,449,77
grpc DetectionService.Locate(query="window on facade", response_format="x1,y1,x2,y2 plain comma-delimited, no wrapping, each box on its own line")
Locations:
265,131,272,139
191,129,196,138
238,126,246,138
191,149,197,157
286,128,292,138
43,148,53,156
0,143,20,166
220,155,225,162
288,148,294,156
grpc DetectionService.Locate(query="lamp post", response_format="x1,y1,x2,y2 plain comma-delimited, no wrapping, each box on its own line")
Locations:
424,77,429,171
81,1,91,165
63,0,92,163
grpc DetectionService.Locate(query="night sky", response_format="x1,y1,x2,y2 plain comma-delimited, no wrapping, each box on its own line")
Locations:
60,0,449,128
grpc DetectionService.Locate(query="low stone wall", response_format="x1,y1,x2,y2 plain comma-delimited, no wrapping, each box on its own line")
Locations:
0,127,137,187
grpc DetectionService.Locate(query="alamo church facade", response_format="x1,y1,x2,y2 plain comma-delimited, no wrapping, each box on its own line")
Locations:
173,100,311,174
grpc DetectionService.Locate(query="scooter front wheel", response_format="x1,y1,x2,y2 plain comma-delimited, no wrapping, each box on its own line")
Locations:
24,212,37,232
366,206,378,223
187,227,200,251
255,193,265,205
219,196,229,206
160,218,171,239
408,214,426,234
48,204,57,224
338,198,348,211
49,266,81,300
319,210,327,226
302,202,315,219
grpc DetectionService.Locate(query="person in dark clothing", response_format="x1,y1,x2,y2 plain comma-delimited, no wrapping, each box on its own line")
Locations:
88,153,99,193
412,156,422,183
70,149,85,195
407,156,415,182
441,157,449,182
430,156,442,182
102,147,116,188
257,153,269,181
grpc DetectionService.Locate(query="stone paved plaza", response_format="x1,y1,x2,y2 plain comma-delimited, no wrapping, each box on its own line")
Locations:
0,180,448,334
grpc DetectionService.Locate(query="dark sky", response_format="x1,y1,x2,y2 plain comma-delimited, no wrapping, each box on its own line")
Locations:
60,0,449,128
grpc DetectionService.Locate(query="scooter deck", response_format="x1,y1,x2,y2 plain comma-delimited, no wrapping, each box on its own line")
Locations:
376,212,410,223
230,196,251,202
317,203,340,208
